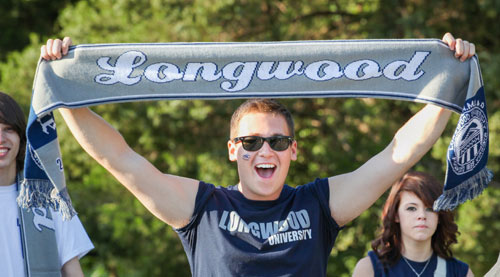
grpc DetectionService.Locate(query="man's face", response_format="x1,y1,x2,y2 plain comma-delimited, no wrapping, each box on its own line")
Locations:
228,112,297,201
0,122,20,179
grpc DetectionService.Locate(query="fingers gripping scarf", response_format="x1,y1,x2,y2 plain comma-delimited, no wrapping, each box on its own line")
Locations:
18,39,493,219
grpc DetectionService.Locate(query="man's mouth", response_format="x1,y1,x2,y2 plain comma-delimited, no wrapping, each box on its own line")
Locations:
255,164,276,178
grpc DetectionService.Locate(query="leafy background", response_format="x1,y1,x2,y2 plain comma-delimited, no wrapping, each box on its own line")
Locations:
1,0,498,276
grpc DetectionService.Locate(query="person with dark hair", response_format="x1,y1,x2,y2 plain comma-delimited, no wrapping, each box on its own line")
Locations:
0,91,94,276
41,34,475,276
353,171,473,276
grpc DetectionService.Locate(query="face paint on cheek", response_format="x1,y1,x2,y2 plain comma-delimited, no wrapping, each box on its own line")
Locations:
242,154,251,160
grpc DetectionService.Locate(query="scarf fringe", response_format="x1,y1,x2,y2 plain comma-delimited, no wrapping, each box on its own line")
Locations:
17,179,76,220
433,168,494,211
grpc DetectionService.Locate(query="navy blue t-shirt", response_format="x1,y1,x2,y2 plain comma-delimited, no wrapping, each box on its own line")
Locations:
175,178,341,276
368,251,469,277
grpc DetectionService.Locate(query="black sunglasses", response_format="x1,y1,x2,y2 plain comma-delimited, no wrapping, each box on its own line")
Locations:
233,136,294,151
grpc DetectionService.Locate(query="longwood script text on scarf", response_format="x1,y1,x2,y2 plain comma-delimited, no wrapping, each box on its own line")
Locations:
94,50,430,91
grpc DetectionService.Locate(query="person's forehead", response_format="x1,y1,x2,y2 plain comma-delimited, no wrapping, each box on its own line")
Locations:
237,112,289,135
399,191,422,205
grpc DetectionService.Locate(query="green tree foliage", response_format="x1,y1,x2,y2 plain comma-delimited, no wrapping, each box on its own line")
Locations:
0,0,498,276
0,0,79,61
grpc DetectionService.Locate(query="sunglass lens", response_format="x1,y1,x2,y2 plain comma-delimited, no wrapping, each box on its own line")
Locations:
242,137,262,151
270,137,290,151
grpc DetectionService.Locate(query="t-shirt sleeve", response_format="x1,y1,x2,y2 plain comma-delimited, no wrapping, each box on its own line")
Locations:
367,251,384,277
51,211,94,267
176,181,215,232
448,257,470,277
308,178,341,231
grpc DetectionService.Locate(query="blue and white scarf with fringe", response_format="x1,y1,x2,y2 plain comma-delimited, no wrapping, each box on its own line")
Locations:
19,39,493,219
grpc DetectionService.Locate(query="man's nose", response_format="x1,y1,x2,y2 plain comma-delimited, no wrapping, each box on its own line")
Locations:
258,140,274,156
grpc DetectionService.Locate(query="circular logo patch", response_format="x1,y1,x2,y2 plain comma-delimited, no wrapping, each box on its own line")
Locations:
449,104,488,175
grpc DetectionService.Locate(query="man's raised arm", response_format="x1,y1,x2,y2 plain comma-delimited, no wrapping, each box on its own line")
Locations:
43,38,199,229
328,33,476,227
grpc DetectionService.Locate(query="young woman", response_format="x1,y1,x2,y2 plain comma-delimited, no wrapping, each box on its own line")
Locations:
0,91,94,276
353,171,473,277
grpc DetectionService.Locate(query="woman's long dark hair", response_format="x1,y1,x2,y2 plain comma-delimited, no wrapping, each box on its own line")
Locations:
0,91,27,173
371,171,459,266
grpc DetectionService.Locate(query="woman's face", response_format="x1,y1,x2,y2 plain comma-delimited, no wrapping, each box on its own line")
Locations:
0,122,20,179
396,191,439,244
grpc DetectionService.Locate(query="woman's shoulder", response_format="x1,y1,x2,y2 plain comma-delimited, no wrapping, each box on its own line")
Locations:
353,251,388,277
353,255,375,277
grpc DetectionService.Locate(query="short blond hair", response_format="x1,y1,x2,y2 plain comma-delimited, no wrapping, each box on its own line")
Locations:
229,99,294,139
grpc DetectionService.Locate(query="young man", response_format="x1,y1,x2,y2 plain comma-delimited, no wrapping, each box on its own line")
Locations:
41,33,475,276
0,92,94,277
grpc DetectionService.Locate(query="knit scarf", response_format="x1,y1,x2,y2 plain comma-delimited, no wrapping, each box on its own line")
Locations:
16,173,61,277
18,39,493,219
